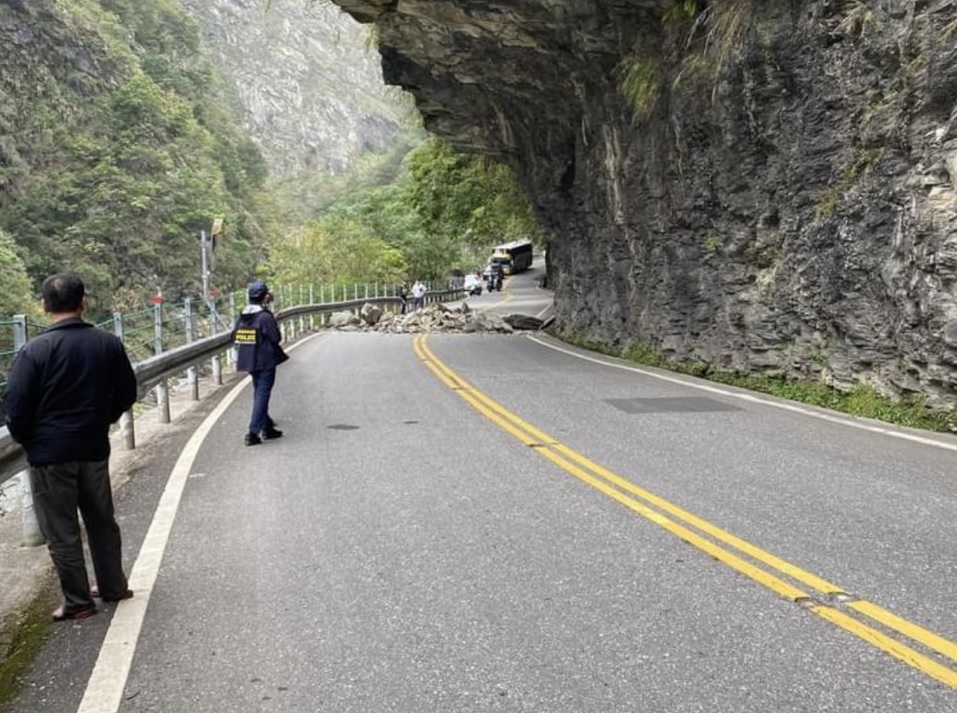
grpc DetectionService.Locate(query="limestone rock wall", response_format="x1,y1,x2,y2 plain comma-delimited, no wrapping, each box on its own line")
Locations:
180,0,410,176
330,0,957,408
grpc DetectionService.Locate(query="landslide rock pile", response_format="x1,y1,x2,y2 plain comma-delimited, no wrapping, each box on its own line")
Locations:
327,303,543,334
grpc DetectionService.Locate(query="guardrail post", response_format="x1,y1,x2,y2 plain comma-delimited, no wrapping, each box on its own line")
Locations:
209,297,223,386
114,313,136,450
309,285,316,331
287,287,296,340
12,314,26,352
154,303,170,424
11,317,43,546
279,302,289,343
298,285,305,334
185,299,199,401
11,346,41,548
228,293,238,371
19,470,43,547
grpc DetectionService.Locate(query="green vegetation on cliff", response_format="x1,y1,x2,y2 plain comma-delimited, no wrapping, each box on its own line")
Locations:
269,137,541,285
0,0,274,314
0,228,38,319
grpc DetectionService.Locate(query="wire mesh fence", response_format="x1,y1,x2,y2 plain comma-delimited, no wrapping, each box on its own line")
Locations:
0,280,420,407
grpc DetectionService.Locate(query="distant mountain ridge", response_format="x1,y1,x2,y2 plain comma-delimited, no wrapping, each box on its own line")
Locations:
179,0,411,177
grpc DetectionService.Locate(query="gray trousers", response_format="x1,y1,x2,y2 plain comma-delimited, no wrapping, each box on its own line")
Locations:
30,460,128,614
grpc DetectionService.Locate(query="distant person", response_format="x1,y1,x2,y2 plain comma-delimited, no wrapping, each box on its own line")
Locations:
395,282,408,314
3,273,137,621
411,279,426,310
233,280,288,446
484,263,503,292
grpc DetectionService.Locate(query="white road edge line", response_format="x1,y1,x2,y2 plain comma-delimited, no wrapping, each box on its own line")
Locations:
77,335,318,713
526,335,957,454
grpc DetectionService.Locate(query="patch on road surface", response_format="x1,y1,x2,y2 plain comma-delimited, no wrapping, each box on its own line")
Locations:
606,397,741,414
327,424,360,430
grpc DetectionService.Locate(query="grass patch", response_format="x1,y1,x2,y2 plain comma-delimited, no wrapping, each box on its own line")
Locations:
557,331,957,434
704,233,722,253
617,55,663,120
0,580,58,708
692,0,755,76
836,0,874,39
662,0,756,91
816,148,883,221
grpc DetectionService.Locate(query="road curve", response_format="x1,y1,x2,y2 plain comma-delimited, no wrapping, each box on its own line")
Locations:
5,266,957,713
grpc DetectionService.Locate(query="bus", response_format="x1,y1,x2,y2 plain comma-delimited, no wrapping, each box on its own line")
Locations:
488,239,533,275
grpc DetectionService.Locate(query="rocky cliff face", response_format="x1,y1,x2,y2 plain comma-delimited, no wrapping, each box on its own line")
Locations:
331,0,957,408
180,0,410,176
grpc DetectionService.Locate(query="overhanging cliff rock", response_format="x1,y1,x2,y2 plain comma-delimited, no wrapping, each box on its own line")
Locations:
331,0,957,408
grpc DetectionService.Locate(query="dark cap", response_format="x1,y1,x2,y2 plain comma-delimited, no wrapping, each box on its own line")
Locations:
248,280,269,302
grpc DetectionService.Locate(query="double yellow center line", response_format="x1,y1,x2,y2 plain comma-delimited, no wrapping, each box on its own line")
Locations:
413,334,957,689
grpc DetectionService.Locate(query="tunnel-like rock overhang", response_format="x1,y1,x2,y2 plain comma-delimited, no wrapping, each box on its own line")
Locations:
330,0,957,410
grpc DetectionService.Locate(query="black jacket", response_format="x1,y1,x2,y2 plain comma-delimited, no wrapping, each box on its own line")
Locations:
232,306,288,373
3,318,137,465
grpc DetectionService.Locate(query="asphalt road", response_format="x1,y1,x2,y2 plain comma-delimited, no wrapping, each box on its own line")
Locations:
5,266,957,712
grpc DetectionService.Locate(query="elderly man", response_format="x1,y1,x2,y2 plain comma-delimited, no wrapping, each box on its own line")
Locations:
4,273,137,620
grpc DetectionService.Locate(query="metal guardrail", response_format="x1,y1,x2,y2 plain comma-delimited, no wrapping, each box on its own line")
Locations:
0,280,438,391
0,291,460,489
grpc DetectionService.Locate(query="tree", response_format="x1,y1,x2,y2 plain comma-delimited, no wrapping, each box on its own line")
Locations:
0,228,39,319
405,137,540,257
268,218,407,287
289,137,541,283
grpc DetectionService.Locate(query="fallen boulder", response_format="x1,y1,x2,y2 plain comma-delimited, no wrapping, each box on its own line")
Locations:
360,302,383,326
329,310,361,328
503,314,544,331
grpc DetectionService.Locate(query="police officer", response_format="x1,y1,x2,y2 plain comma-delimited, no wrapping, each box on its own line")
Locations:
233,280,288,445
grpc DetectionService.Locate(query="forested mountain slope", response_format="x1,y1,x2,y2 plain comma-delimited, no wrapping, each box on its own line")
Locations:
0,0,411,312
0,0,272,308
